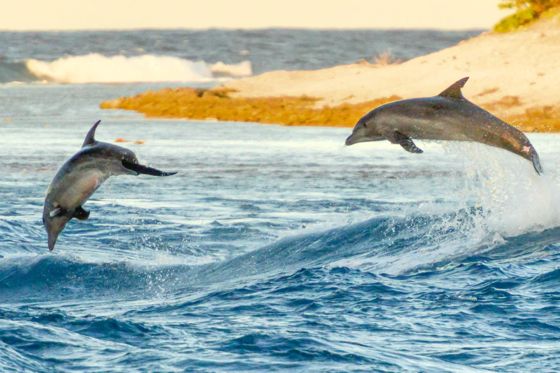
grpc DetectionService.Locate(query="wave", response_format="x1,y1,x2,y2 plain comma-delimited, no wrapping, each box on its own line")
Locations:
0,60,37,83
3,143,560,301
0,54,252,84
0,255,203,306
4,207,558,304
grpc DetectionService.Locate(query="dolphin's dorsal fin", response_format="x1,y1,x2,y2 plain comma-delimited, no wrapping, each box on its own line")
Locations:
82,120,101,147
438,77,469,99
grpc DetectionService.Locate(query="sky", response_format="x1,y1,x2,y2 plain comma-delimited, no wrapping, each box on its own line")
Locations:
1,0,506,30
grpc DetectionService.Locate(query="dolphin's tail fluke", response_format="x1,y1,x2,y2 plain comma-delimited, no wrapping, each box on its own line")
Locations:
518,140,543,175
531,149,543,175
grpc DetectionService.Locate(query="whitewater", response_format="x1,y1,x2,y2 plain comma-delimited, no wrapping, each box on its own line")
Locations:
1,29,559,372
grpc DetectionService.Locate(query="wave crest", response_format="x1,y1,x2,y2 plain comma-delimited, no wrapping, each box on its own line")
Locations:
19,54,251,83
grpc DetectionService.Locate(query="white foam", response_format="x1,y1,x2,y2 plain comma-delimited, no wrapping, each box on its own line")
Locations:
333,139,560,275
25,54,252,83
388,142,560,270
445,141,560,236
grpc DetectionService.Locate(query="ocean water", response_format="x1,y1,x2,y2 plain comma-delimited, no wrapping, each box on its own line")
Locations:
0,29,480,83
1,30,560,372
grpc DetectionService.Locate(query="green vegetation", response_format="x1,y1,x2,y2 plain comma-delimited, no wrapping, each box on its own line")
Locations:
494,0,560,32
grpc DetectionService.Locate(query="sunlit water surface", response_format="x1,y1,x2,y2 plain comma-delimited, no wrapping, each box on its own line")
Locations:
1,83,560,372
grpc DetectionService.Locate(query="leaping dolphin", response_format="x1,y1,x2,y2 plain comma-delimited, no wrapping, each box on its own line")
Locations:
43,120,177,251
345,77,543,175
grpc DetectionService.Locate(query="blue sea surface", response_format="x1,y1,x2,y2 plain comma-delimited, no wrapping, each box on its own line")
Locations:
1,83,560,372
1,29,560,372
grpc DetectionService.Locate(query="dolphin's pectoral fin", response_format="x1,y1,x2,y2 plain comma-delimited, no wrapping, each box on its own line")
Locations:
392,131,423,154
122,160,177,177
49,207,67,218
73,206,90,220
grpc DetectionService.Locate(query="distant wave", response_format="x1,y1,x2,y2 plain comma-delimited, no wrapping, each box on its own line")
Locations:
0,60,36,83
0,54,252,84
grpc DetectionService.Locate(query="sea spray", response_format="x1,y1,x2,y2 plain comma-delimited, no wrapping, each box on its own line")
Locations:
443,141,560,236
393,141,560,272
333,139,560,274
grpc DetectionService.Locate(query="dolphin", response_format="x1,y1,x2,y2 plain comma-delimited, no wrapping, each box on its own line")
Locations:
345,77,543,175
43,120,176,251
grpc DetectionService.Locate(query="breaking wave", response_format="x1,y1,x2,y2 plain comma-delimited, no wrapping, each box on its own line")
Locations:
0,54,252,84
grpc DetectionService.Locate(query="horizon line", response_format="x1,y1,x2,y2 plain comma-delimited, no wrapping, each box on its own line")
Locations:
0,26,489,32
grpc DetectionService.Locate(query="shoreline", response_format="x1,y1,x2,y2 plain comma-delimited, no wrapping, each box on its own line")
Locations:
100,17,560,132
100,88,402,128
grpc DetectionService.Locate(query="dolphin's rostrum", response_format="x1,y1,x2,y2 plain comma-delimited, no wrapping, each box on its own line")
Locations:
345,77,543,175
43,120,177,251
